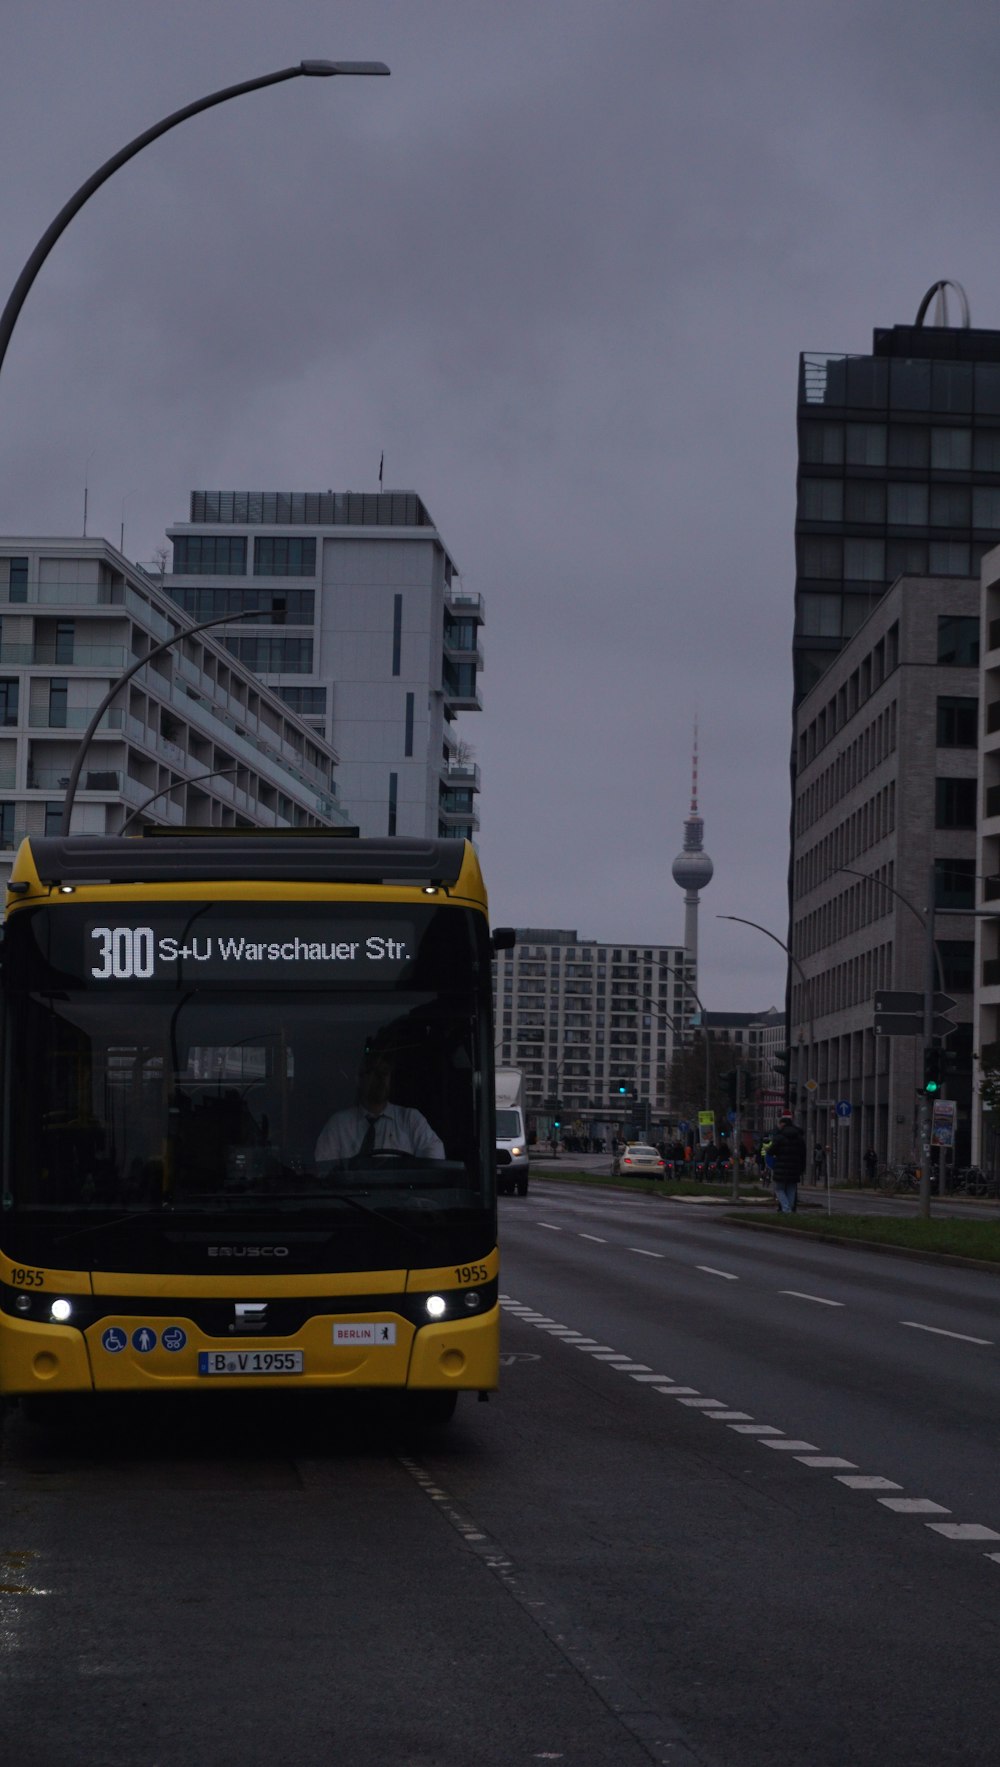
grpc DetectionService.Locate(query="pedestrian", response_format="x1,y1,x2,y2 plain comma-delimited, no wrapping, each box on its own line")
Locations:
863,1145,878,1185
770,1110,807,1213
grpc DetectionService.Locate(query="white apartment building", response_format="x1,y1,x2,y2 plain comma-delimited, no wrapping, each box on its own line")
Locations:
164,490,483,842
0,539,349,866
791,575,978,1173
493,930,695,1134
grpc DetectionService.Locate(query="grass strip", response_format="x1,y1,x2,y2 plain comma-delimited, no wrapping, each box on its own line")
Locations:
724,1211,1000,1263
533,1167,768,1202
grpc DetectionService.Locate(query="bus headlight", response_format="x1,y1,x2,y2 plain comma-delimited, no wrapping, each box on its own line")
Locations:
424,1294,447,1318
49,1298,73,1323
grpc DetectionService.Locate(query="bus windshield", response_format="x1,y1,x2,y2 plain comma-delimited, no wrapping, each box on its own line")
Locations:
2,902,492,1268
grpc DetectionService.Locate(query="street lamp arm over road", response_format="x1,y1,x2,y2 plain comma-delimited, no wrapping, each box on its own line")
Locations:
59,608,267,834
0,60,389,384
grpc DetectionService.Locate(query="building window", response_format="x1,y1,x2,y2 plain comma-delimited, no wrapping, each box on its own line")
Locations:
931,428,972,470
797,593,841,638
937,616,979,666
0,802,15,843
54,622,75,665
223,636,313,673
392,594,402,677
973,487,1000,529
168,586,313,623
253,537,316,576
404,691,414,758
843,539,885,582
0,679,18,726
44,802,63,835
937,940,974,993
935,777,977,829
798,478,844,522
276,686,326,717
928,541,970,575
795,537,842,579
48,679,67,728
388,771,398,837
936,696,978,748
5,557,27,603
934,858,975,911
887,482,929,525
172,536,247,575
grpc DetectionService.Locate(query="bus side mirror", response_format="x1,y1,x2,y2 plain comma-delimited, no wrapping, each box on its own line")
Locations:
491,927,516,952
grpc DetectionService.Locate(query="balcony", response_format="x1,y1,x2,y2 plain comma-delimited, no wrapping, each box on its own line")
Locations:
28,707,125,731
0,643,129,669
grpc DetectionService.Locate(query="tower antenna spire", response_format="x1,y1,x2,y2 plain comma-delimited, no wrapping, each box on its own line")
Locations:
671,713,714,995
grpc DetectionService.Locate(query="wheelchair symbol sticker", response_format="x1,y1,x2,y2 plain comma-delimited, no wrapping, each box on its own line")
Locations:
101,1327,127,1354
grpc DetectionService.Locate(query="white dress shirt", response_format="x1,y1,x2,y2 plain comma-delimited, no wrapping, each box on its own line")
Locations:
314,1101,445,1164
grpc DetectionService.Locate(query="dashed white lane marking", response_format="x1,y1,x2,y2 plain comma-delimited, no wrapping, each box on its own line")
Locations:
780,1290,844,1307
499,1295,1000,1560
837,1476,903,1490
796,1456,858,1469
879,1498,950,1514
899,1320,993,1346
537,1223,562,1232
628,1247,664,1258
579,1233,607,1243
928,1523,1000,1540
697,1265,739,1280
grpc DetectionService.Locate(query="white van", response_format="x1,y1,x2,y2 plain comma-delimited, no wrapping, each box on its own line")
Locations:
496,1067,529,1196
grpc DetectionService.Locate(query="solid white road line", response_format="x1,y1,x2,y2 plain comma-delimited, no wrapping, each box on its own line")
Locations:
899,1320,993,1346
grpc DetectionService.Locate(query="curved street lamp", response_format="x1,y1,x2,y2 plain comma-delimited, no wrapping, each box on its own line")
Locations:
120,766,238,834
0,60,389,383
717,912,820,1196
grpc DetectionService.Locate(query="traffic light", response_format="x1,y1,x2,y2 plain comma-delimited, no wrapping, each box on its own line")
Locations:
922,1048,942,1094
617,1084,628,1096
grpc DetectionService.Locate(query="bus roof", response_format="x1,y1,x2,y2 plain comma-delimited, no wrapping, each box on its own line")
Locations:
8,833,478,896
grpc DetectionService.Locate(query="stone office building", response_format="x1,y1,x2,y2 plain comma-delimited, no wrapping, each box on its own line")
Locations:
790,575,978,1172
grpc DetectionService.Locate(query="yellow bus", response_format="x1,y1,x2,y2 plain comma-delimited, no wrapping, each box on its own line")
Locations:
0,831,505,1425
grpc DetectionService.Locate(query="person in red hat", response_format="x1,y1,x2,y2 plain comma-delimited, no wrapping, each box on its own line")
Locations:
770,1111,807,1213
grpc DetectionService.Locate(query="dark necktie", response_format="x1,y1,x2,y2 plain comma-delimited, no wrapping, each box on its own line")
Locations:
359,1115,380,1156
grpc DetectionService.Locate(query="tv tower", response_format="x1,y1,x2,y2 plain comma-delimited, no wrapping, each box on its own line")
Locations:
671,722,714,996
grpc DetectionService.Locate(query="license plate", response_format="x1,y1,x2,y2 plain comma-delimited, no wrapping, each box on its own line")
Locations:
198,1350,303,1376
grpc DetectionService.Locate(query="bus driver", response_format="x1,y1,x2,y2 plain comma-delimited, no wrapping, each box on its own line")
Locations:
315,1047,445,1164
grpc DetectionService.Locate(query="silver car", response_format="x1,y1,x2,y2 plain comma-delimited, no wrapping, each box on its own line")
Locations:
614,1143,665,1176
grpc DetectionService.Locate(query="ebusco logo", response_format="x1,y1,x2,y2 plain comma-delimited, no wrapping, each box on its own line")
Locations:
207,1246,290,1259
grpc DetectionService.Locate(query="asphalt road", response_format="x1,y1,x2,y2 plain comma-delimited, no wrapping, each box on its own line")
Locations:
3,1177,1000,1765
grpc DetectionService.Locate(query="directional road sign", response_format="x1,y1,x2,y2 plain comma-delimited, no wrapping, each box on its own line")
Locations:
873,991,957,1016
874,1011,957,1038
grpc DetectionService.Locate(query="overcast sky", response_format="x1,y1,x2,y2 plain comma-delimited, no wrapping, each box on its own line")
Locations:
0,0,996,1008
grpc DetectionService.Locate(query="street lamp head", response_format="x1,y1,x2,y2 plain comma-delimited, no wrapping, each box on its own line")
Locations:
299,60,391,77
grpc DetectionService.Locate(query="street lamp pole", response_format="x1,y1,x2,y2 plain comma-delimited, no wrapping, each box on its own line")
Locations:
716,913,819,1196
59,608,266,833
0,61,389,385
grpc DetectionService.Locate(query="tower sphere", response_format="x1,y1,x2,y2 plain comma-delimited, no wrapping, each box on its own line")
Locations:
672,849,714,891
